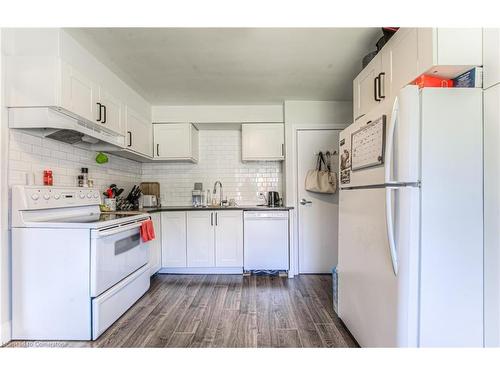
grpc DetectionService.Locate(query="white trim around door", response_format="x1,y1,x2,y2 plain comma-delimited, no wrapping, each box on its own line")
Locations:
284,122,348,276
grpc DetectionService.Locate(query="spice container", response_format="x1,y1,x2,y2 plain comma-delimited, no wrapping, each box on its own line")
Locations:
43,170,53,186
77,175,84,187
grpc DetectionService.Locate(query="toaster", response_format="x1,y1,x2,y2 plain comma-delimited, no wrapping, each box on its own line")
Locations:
141,195,158,207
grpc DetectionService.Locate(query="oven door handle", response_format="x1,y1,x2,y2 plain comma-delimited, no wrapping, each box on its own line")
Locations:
94,221,145,238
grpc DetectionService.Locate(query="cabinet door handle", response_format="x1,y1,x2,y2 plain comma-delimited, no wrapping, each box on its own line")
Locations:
378,72,386,99
215,212,218,226
127,131,132,147
102,105,107,124
211,212,213,226
281,143,284,157
374,76,381,102
156,144,160,156
96,102,102,122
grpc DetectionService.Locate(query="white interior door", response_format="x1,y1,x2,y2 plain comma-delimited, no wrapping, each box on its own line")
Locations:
297,129,340,274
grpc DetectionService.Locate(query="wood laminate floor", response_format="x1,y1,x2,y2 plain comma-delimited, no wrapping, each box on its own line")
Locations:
5,274,358,348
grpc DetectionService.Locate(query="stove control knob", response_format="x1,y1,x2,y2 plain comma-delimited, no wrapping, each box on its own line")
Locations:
43,194,50,200
54,194,60,200
31,193,39,201
93,192,99,198
79,193,86,199
87,193,92,199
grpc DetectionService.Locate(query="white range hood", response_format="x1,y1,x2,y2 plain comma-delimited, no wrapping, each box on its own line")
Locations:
8,107,126,150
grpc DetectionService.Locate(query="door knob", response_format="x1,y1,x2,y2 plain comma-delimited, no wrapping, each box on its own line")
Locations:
300,198,312,205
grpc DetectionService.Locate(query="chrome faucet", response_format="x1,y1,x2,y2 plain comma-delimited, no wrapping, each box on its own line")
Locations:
213,180,223,207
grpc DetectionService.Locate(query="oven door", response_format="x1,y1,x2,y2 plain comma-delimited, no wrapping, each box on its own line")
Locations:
90,220,149,297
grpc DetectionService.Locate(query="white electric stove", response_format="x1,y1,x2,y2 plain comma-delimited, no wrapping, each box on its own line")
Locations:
11,185,151,340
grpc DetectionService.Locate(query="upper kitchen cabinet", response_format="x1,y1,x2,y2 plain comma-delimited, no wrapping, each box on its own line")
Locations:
483,28,500,89
241,123,285,161
416,28,482,78
125,106,153,158
153,123,199,162
353,53,382,121
98,88,124,135
61,62,100,124
352,28,482,120
379,28,418,104
4,28,150,148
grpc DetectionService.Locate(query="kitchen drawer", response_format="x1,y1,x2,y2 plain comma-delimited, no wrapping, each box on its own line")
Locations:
91,264,150,340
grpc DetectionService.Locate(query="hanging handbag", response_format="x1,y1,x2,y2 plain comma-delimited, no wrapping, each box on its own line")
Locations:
305,151,337,194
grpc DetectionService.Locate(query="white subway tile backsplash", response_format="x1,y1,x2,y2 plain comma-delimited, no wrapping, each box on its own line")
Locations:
8,129,283,206
8,130,142,193
141,129,282,206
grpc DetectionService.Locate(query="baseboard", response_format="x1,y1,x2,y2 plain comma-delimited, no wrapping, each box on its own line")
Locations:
0,320,11,346
159,267,243,275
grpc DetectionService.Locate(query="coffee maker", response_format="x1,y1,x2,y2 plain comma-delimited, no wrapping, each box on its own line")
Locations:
192,182,203,207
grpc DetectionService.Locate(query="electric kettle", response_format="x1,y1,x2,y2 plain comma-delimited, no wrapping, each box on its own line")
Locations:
267,191,281,207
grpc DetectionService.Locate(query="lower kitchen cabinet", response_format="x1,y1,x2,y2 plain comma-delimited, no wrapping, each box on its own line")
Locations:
214,211,243,267
186,211,216,267
160,210,243,271
148,213,162,275
161,211,187,267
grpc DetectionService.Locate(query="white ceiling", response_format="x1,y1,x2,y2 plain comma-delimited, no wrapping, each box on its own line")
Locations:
67,28,382,105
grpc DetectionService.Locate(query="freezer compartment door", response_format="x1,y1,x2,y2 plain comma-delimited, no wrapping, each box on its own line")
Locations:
338,186,420,347
339,101,392,188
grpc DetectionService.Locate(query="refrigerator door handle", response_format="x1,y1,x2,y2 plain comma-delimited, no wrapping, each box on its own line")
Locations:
385,187,398,275
385,97,399,184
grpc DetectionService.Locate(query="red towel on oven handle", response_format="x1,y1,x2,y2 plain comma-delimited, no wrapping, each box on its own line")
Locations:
140,219,156,242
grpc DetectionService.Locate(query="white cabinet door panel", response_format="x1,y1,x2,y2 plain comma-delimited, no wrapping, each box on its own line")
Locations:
161,212,187,268
242,123,284,161
153,123,198,161
126,106,152,157
148,213,162,275
215,211,243,267
387,28,419,99
61,63,98,123
187,211,215,267
100,88,123,135
353,54,382,120
484,29,500,90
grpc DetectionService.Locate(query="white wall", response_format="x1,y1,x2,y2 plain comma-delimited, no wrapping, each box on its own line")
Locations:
149,104,285,206
152,104,283,123
142,129,282,206
283,100,352,277
0,29,10,345
283,100,352,205
283,100,352,128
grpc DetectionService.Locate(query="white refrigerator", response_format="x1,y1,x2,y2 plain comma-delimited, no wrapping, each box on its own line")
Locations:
338,86,484,347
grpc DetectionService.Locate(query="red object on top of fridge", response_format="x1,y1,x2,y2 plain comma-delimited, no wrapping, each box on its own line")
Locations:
411,74,454,89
